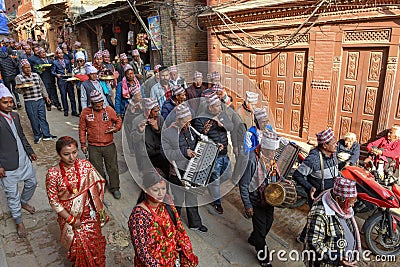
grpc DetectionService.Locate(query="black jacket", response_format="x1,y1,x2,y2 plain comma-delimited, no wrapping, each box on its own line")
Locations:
0,112,35,171
0,52,18,78
192,108,233,155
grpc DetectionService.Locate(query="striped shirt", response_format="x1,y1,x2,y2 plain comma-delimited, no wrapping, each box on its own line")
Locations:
15,72,48,101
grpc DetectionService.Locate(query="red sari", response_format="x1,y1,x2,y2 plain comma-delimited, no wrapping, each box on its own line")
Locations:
46,158,107,267
128,196,198,267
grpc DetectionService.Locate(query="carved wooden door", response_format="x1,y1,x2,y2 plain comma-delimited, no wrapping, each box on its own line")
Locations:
336,49,387,145
262,50,308,138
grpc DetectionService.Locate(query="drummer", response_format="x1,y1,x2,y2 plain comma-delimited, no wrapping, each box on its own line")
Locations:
238,107,276,267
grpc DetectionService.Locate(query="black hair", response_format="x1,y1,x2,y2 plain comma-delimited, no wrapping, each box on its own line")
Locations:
56,136,78,154
136,168,166,204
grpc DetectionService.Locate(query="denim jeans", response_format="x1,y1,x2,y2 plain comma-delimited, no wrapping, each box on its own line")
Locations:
208,154,231,205
57,79,77,113
25,98,51,141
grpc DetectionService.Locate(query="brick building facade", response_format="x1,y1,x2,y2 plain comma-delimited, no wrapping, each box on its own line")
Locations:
203,0,400,145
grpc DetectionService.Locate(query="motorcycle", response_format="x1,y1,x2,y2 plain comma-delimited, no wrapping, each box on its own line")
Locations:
341,166,400,256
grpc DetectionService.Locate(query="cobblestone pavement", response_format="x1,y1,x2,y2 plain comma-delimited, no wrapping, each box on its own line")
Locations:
0,107,398,266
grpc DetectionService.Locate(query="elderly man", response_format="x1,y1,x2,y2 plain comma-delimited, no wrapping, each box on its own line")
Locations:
305,177,360,267
81,63,113,109
131,98,168,175
130,49,147,85
150,66,173,109
366,125,400,169
79,90,122,199
239,107,277,267
115,64,141,117
161,84,190,126
162,103,208,232
293,127,339,243
16,59,56,144
192,93,234,214
51,47,78,117
169,65,187,88
0,84,38,237
186,71,207,113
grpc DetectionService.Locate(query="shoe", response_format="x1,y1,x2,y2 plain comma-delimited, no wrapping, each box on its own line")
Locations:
64,112,68,117
213,204,224,214
34,137,42,144
46,106,51,111
190,225,208,232
43,135,57,141
71,112,80,117
248,237,256,247
113,190,121,199
296,235,304,244
17,103,22,109
57,106,62,111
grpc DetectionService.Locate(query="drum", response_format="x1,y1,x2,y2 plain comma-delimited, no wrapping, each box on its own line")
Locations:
264,180,297,208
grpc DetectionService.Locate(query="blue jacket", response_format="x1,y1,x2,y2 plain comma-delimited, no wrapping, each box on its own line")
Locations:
336,139,360,168
51,58,72,77
115,82,130,116
38,58,55,83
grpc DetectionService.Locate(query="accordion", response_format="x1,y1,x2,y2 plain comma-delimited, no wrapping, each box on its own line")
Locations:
182,140,219,187
274,142,302,179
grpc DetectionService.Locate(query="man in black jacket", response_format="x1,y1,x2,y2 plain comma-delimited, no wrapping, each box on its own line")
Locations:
0,51,21,108
192,93,233,214
0,84,37,238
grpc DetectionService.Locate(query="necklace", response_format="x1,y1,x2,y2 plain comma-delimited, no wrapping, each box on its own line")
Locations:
59,160,81,194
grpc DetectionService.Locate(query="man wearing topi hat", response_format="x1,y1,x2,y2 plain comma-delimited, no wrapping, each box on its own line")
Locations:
16,59,57,144
130,49,147,85
293,127,339,243
79,89,122,199
161,103,208,232
81,62,114,110
0,84,38,237
161,84,192,127
130,98,168,176
115,64,141,117
305,176,360,266
192,93,234,214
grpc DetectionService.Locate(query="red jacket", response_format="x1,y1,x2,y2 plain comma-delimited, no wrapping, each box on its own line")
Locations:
79,106,122,147
367,136,400,159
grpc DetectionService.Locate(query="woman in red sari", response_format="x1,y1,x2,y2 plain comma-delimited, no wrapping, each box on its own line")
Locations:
128,170,198,267
46,136,107,267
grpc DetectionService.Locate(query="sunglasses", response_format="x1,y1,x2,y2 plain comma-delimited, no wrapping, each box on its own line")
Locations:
77,60,84,62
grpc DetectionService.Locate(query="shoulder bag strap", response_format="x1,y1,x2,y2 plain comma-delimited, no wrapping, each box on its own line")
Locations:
319,151,324,191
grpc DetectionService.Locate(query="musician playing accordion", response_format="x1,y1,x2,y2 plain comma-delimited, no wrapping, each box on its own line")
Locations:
161,103,208,232
192,93,234,215
239,107,276,267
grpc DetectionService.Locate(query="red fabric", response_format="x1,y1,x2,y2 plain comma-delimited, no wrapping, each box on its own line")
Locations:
367,136,400,160
128,199,198,267
46,159,106,267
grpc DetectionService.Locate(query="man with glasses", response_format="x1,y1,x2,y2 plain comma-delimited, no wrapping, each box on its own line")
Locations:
293,127,339,243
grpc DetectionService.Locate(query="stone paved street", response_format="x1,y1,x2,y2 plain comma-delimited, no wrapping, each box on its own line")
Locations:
0,107,398,266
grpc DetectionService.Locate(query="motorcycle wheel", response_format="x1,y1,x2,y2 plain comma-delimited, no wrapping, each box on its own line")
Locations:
364,213,400,256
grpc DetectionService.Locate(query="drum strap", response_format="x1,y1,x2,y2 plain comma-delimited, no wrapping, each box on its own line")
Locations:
319,151,324,191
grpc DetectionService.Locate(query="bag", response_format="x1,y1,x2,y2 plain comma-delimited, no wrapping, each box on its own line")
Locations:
98,208,110,227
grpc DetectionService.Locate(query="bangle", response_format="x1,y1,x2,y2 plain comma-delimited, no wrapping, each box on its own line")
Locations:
66,215,75,225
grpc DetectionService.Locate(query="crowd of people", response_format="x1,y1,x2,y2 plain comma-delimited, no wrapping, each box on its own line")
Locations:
0,36,400,267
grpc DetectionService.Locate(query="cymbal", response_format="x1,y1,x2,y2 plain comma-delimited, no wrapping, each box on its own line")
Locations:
16,82,35,89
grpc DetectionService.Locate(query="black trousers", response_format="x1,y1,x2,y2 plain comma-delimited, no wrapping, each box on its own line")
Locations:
248,204,274,262
168,175,202,228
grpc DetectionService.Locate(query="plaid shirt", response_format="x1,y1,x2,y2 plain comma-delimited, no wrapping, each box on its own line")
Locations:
15,72,48,101
305,197,356,266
